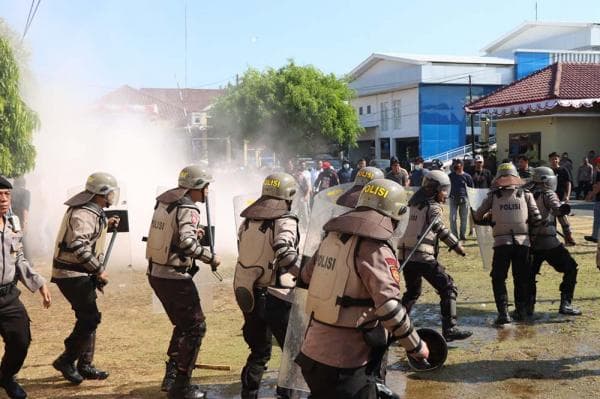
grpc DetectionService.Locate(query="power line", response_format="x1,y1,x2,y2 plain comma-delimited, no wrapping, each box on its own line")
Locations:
21,0,41,41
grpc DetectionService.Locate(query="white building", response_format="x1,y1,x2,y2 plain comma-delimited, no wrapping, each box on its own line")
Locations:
348,53,513,162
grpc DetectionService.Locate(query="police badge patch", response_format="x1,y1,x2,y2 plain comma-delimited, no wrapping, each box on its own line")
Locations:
385,257,401,284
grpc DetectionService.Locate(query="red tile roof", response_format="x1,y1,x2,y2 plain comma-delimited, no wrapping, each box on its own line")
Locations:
96,85,224,126
466,63,600,111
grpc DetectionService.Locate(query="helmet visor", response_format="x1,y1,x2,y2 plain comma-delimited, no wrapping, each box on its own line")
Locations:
106,188,120,207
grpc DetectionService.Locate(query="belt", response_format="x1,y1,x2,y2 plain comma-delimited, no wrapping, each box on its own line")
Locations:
0,281,16,297
53,260,89,273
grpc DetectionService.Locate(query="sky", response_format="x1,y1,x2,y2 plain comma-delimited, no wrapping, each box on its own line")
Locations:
1,0,600,98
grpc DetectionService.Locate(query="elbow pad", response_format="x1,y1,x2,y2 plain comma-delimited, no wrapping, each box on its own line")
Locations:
273,242,298,270
180,237,214,264
433,223,461,252
375,299,420,350
70,240,101,273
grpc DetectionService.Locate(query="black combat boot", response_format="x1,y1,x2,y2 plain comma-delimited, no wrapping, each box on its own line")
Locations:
77,363,109,380
0,374,27,399
441,298,472,342
559,293,582,316
168,373,206,399
510,303,530,322
53,355,83,385
161,359,178,392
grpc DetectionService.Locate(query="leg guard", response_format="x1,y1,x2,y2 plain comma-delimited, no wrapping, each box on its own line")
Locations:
177,321,207,377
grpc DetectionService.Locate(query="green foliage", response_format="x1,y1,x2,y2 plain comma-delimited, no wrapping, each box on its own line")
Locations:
0,36,38,176
210,61,363,156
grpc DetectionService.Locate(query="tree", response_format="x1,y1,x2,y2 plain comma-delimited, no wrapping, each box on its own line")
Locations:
0,35,38,176
210,61,363,157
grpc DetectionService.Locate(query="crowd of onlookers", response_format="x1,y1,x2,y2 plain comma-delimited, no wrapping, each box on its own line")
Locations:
283,148,600,244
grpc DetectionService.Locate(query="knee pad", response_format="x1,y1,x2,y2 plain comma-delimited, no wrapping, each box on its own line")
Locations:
77,311,101,333
441,284,458,301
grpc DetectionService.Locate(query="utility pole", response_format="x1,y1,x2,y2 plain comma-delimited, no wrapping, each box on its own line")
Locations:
184,2,188,88
468,75,476,158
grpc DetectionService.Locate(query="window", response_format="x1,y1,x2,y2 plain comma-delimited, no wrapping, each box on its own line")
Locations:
509,132,541,165
359,106,363,115
380,138,391,159
392,100,401,129
191,112,203,125
366,105,371,114
380,102,389,131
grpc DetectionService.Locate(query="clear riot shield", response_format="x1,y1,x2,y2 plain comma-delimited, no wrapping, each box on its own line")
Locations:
277,183,351,393
232,193,260,232
467,187,493,270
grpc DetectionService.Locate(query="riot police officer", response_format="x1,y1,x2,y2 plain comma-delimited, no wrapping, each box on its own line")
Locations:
146,165,220,399
296,179,429,399
528,166,580,316
0,176,51,399
399,170,472,341
52,172,120,384
473,163,541,324
234,172,300,399
336,166,384,208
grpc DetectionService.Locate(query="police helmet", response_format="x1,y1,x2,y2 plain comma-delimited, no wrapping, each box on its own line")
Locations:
356,179,407,220
178,165,213,190
262,172,297,201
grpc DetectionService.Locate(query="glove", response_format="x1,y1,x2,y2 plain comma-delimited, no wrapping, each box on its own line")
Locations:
455,243,466,257
564,232,576,247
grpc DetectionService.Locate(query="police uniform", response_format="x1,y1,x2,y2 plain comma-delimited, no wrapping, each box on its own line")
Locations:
399,193,471,341
296,179,426,399
52,180,115,384
474,164,541,324
529,168,580,315
0,188,46,399
146,173,216,399
234,173,300,399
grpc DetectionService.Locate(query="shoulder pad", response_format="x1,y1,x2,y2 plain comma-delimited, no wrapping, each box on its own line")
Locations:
79,203,104,217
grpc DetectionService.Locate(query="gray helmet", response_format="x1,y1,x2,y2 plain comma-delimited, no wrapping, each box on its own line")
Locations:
493,162,522,188
85,172,119,206
178,165,213,190
354,166,385,186
262,172,297,201
356,179,407,220
422,170,451,196
532,166,557,191
86,172,118,195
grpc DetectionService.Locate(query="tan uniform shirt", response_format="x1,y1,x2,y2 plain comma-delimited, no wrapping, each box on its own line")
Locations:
300,239,403,368
53,204,106,279
1,216,45,291
148,205,205,280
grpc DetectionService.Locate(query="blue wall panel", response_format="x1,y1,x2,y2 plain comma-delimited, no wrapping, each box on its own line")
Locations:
515,52,550,80
419,84,498,159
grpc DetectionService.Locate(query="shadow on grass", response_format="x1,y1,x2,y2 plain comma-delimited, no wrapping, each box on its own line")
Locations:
408,355,600,383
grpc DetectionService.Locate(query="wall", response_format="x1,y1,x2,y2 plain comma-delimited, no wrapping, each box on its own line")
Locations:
515,51,551,79
422,63,513,85
349,60,421,96
496,115,600,164
419,84,499,158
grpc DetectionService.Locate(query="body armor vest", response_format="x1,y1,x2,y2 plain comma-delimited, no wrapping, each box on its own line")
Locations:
490,188,529,239
234,218,281,313
399,201,437,257
532,190,557,237
146,200,199,267
305,232,375,328
54,204,107,271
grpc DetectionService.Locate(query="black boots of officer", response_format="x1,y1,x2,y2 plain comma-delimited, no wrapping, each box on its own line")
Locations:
493,290,512,325
162,359,178,392
53,355,84,385
559,293,582,316
0,374,27,399
167,373,206,399
441,298,472,342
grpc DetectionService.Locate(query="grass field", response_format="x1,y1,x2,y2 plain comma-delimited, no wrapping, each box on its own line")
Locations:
11,214,600,399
